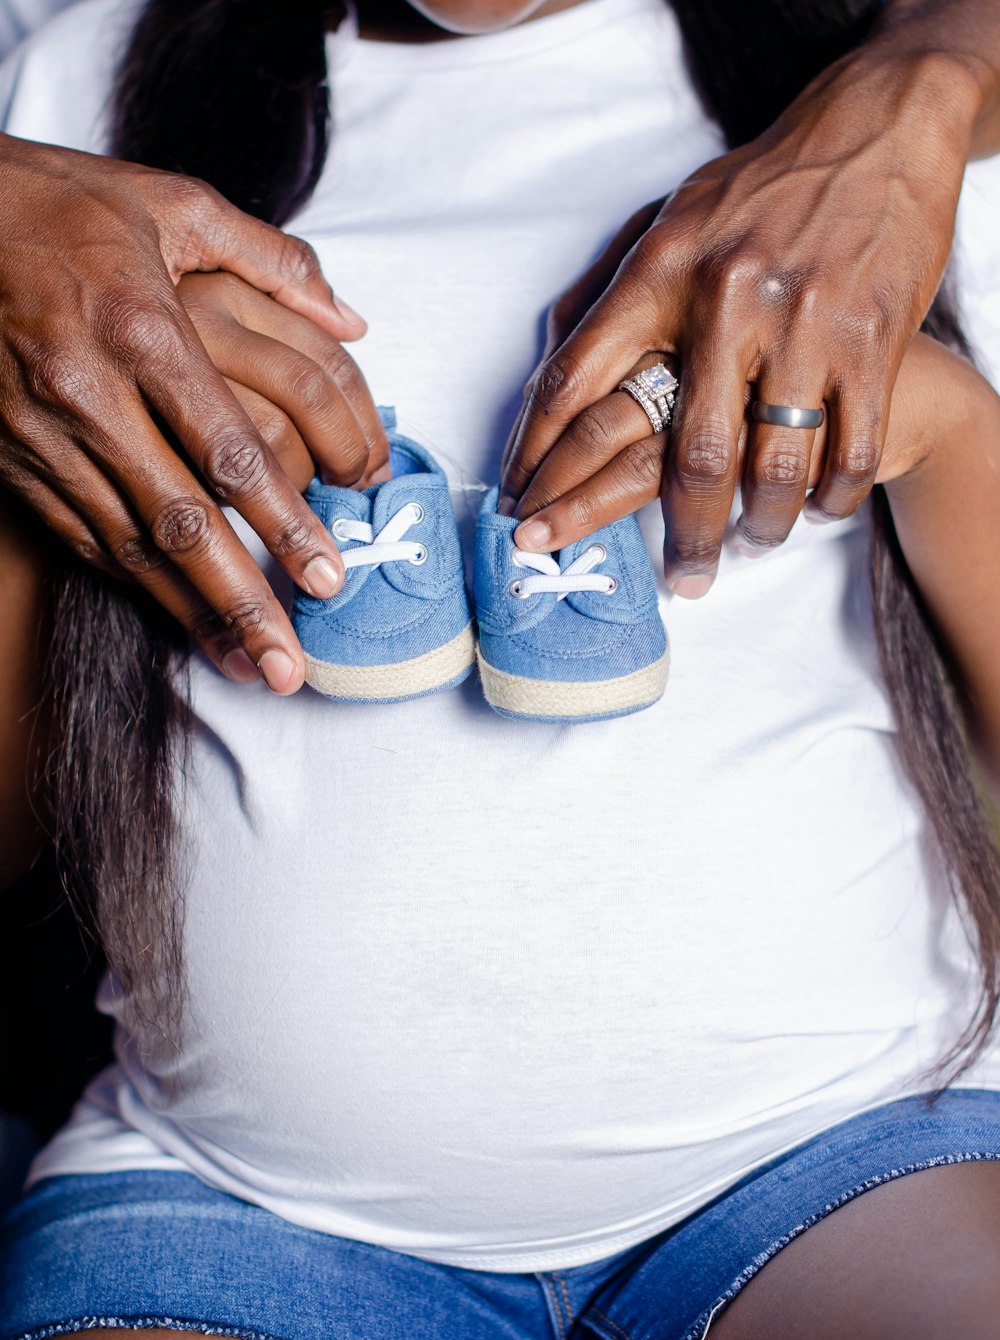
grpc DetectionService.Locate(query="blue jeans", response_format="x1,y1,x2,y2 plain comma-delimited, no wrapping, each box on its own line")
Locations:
3,1090,1000,1340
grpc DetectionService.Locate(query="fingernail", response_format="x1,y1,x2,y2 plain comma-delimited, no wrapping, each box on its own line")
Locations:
302,555,342,599
497,494,517,517
514,517,552,551
332,293,366,328
669,573,714,599
732,524,766,559
258,649,297,693
802,499,830,525
220,649,260,683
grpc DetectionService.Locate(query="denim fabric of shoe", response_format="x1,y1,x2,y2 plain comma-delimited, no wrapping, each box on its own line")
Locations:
473,488,669,722
292,411,474,703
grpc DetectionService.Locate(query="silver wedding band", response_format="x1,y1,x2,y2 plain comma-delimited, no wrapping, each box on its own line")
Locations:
751,401,825,430
618,364,679,434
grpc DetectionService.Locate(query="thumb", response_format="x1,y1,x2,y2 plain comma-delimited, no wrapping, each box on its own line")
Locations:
160,178,367,342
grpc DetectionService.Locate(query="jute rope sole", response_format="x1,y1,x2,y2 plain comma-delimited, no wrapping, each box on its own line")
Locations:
477,648,669,719
304,623,475,701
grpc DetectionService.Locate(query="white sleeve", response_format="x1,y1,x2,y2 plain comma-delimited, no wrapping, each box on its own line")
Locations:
955,154,1000,392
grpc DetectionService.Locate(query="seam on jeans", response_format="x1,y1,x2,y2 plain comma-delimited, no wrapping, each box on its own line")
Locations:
587,1307,633,1340
10,1319,285,1340
679,1151,1000,1340
542,1275,568,1340
555,1273,575,1327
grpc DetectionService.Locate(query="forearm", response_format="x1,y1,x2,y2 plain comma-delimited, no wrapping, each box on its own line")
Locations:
883,349,1000,778
874,0,1000,158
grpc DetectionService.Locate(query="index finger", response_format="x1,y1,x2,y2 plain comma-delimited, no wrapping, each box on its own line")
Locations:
103,302,347,601
499,255,666,509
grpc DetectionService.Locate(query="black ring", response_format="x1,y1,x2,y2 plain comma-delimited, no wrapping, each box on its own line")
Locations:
751,402,824,430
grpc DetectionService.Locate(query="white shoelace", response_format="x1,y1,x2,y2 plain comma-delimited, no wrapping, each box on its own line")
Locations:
509,544,617,600
332,501,427,570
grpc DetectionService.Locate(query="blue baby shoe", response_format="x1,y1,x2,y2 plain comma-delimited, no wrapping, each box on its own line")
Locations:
292,412,474,703
473,490,669,722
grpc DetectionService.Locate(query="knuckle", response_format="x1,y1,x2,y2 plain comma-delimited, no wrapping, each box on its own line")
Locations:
752,448,808,490
290,364,333,414
150,497,213,555
754,267,821,313
837,438,880,486
623,436,665,489
317,345,357,388
113,532,167,575
96,291,177,367
701,243,768,298
25,345,92,408
835,297,897,365
66,531,106,566
570,408,618,458
206,434,269,497
224,601,268,641
527,357,583,416
675,430,733,492
267,513,314,561
793,280,824,320
854,293,897,351
161,172,222,222
254,410,295,453
282,234,322,286
322,435,369,485
755,267,797,305
190,611,228,644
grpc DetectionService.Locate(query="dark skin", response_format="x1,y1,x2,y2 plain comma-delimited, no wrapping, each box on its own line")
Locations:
0,136,385,693
1,0,998,689
501,1,1000,595
3,2,1000,1331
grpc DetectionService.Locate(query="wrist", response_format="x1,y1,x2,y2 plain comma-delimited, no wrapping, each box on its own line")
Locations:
865,6,995,141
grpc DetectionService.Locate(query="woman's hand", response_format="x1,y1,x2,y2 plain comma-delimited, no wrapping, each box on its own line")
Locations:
0,134,373,692
501,33,988,595
503,336,936,568
179,273,388,498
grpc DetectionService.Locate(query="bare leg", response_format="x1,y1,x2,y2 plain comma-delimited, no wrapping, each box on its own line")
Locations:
710,1161,1000,1340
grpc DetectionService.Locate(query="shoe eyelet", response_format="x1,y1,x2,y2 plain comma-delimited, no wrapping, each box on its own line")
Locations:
508,580,529,598
589,543,607,563
511,550,527,568
410,544,428,566
331,518,351,542
605,576,618,594
408,501,425,524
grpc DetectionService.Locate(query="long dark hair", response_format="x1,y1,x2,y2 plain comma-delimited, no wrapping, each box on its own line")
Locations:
45,0,1000,1071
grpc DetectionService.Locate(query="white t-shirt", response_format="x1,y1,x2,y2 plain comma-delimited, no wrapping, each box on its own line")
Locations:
4,0,1000,1273
0,0,74,61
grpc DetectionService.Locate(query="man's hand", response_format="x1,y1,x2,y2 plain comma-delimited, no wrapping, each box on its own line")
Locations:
502,35,987,594
0,134,371,693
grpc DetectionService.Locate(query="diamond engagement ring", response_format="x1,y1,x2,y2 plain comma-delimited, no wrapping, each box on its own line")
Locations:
618,364,678,434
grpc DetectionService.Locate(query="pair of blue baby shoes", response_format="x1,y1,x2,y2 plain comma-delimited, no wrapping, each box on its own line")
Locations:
292,411,669,723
